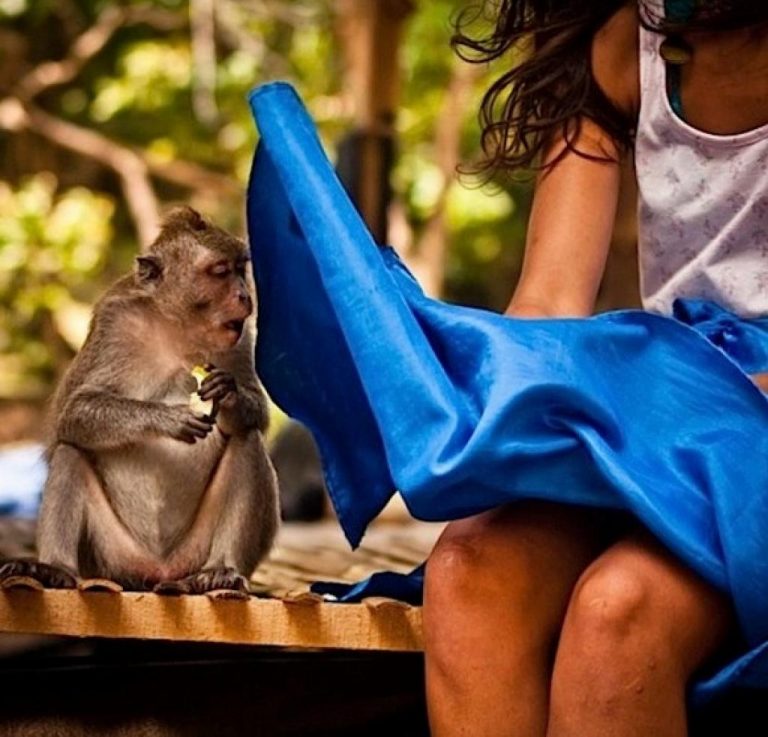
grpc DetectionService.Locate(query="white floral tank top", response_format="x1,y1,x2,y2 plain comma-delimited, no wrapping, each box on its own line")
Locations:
635,22,768,317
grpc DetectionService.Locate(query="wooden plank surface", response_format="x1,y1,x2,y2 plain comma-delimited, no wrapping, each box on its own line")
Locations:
0,588,423,651
0,518,443,651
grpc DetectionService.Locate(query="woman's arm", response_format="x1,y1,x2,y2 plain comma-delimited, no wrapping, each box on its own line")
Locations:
507,126,623,318
507,3,639,319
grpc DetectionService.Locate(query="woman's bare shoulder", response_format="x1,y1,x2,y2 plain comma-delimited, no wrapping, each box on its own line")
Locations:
591,2,641,120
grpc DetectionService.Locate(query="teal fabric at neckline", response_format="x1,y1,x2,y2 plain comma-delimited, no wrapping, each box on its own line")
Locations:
666,0,696,23
667,62,684,118
664,0,695,117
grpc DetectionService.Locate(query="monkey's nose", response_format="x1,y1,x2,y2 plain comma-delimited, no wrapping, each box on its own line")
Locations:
238,289,253,314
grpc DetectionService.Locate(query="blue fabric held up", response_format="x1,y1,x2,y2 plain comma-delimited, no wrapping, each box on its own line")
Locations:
246,82,768,702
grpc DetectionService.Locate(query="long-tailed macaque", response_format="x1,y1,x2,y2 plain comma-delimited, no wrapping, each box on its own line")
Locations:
1,207,278,593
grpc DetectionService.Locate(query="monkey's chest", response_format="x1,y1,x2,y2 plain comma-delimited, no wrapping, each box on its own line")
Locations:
98,430,227,557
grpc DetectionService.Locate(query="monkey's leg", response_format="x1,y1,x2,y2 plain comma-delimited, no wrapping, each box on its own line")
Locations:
0,445,87,589
35,444,161,590
159,432,279,594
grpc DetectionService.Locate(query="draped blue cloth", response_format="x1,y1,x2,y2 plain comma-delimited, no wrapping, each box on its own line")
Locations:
246,82,768,702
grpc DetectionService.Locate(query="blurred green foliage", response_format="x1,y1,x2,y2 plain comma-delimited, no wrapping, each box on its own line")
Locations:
396,0,531,307
0,174,114,396
0,0,530,399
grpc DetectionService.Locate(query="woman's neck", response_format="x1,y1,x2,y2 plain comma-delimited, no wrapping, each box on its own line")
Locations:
675,24,768,134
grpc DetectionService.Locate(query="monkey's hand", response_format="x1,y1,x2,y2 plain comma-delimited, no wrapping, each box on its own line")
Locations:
166,405,216,444
199,367,238,410
200,367,265,436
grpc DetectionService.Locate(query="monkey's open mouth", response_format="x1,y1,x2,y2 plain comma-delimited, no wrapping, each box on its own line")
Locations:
224,319,245,339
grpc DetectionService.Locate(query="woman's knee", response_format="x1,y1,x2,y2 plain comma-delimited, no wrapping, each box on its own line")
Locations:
424,503,600,631
423,510,564,672
565,561,653,645
425,515,523,604
426,505,557,605
560,539,732,675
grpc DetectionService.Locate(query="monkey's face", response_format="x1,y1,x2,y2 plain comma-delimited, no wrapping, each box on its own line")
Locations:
182,249,254,354
136,207,256,357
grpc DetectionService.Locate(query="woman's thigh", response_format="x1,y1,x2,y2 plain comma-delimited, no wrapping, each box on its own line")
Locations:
423,502,617,736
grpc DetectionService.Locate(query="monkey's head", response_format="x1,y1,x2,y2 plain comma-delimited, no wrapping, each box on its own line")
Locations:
136,207,254,355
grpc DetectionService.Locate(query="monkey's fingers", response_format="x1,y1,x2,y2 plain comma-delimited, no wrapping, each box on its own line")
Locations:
175,422,213,444
199,374,234,390
198,386,234,404
183,416,216,437
178,567,250,595
186,414,215,430
201,367,230,382
199,375,236,401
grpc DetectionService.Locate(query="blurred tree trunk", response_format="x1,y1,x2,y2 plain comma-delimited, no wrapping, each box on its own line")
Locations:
334,0,414,243
398,62,479,297
336,0,483,299
190,0,219,127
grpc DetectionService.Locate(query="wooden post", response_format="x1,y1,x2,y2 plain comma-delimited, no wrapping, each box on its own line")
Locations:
335,0,415,243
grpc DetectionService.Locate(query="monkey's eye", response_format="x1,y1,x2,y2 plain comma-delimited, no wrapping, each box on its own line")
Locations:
209,263,231,278
234,256,249,278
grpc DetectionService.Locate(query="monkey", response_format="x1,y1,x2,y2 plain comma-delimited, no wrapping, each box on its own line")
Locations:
0,207,279,593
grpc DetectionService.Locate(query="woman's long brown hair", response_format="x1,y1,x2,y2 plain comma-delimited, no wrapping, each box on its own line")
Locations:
454,0,768,176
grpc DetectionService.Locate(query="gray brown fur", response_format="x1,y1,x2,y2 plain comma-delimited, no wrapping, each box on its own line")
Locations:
34,207,279,591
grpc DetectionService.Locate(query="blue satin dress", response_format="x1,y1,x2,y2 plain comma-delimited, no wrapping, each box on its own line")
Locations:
246,82,768,703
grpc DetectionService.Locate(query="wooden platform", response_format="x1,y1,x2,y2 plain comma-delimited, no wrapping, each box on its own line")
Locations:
0,519,442,651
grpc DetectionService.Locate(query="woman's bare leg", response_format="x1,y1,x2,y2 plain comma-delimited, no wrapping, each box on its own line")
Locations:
424,501,604,737
547,532,733,737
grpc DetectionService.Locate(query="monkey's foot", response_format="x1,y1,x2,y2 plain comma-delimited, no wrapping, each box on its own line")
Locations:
0,559,77,589
155,567,250,596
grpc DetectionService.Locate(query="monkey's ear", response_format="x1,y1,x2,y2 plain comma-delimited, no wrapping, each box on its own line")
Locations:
136,255,163,283
162,206,207,231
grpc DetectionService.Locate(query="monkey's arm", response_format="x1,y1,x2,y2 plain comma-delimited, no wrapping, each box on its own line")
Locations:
233,380,270,432
59,388,215,450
